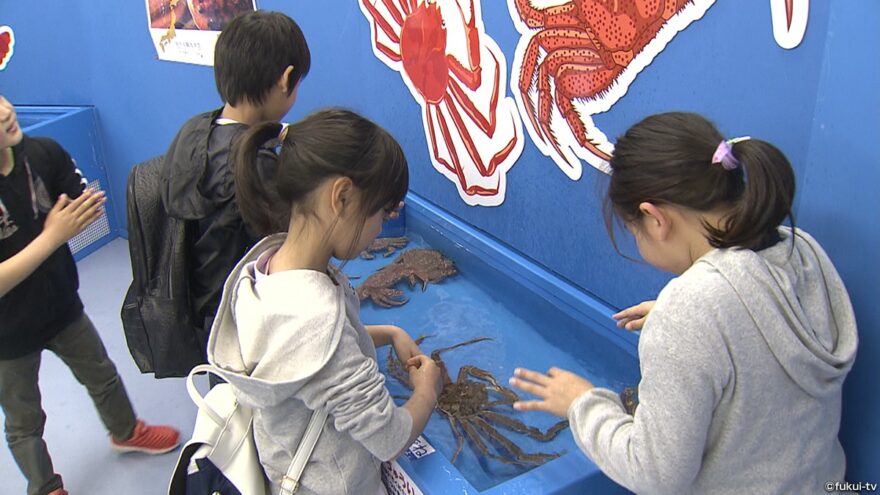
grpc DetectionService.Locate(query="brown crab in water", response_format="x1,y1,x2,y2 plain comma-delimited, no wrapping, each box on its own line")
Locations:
359,236,409,260
356,249,457,307
388,336,569,465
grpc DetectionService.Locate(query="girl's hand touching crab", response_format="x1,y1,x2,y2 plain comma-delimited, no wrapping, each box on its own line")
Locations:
509,367,594,418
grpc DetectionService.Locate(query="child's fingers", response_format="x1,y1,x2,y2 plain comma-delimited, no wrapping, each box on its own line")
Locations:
513,367,551,386
618,315,647,331
65,189,94,212
387,201,406,219
407,354,431,368
613,307,642,321
547,367,569,377
512,400,546,412
624,318,646,331
50,194,71,213
614,300,653,317
613,301,654,331
70,190,105,217
80,205,105,227
508,376,546,398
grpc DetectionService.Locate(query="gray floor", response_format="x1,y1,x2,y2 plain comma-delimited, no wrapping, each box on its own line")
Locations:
0,238,197,495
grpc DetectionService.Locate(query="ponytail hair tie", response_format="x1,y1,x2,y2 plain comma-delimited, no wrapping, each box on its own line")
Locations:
711,136,750,170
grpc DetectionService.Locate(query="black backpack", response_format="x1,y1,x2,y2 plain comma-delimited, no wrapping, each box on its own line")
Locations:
120,157,205,378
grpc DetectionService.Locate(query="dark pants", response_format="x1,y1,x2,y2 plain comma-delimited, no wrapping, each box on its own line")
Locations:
0,314,137,495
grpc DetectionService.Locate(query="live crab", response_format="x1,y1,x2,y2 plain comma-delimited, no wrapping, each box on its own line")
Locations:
359,236,410,260
388,336,569,465
356,248,458,307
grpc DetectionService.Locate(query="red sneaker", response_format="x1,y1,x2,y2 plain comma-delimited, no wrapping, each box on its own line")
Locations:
47,489,68,495
110,419,180,454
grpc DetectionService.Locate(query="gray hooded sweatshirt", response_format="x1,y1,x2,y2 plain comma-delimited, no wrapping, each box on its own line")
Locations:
207,235,412,495
570,227,857,494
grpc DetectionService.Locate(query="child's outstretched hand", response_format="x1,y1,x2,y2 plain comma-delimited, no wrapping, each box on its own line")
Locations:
509,367,594,418
42,189,106,248
613,300,656,331
407,354,442,401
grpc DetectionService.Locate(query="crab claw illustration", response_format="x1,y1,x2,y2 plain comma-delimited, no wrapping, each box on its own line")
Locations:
770,0,809,49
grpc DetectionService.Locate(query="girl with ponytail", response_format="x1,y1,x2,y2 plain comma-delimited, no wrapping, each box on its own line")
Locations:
510,112,858,494
210,108,441,494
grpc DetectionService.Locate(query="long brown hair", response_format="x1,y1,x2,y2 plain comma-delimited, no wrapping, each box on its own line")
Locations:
234,108,409,251
604,112,796,252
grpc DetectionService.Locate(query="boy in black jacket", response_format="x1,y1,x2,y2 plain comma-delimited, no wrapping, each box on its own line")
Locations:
0,96,179,495
160,10,311,351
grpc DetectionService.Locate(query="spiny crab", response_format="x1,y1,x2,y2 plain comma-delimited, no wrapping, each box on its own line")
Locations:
356,248,458,307
359,236,410,260
388,336,569,465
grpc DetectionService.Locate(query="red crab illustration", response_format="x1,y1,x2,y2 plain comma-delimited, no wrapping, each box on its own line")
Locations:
360,0,523,205
514,0,695,162
0,27,15,71
509,0,714,177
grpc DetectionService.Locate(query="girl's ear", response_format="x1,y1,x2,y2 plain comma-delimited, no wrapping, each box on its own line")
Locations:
329,177,355,217
638,202,673,241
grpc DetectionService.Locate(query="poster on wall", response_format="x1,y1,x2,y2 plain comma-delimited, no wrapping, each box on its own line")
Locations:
0,26,15,71
360,0,525,207
507,0,716,179
145,0,256,66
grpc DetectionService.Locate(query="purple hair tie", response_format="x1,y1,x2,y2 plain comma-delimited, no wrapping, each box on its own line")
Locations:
711,136,750,170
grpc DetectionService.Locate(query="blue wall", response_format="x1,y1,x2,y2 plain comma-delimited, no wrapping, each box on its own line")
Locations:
2,0,877,482
800,2,880,480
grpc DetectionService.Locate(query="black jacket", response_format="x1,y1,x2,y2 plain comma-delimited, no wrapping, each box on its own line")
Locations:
159,109,276,331
0,136,85,359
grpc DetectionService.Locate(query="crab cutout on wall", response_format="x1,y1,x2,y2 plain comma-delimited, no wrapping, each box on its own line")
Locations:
0,26,15,71
507,0,717,179
770,0,809,49
360,0,525,207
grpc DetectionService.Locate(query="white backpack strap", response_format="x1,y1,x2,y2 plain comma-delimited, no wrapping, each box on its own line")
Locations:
278,409,329,495
186,364,226,426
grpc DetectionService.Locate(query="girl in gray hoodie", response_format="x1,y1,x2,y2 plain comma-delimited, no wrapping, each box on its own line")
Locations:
509,112,857,494
208,109,442,494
